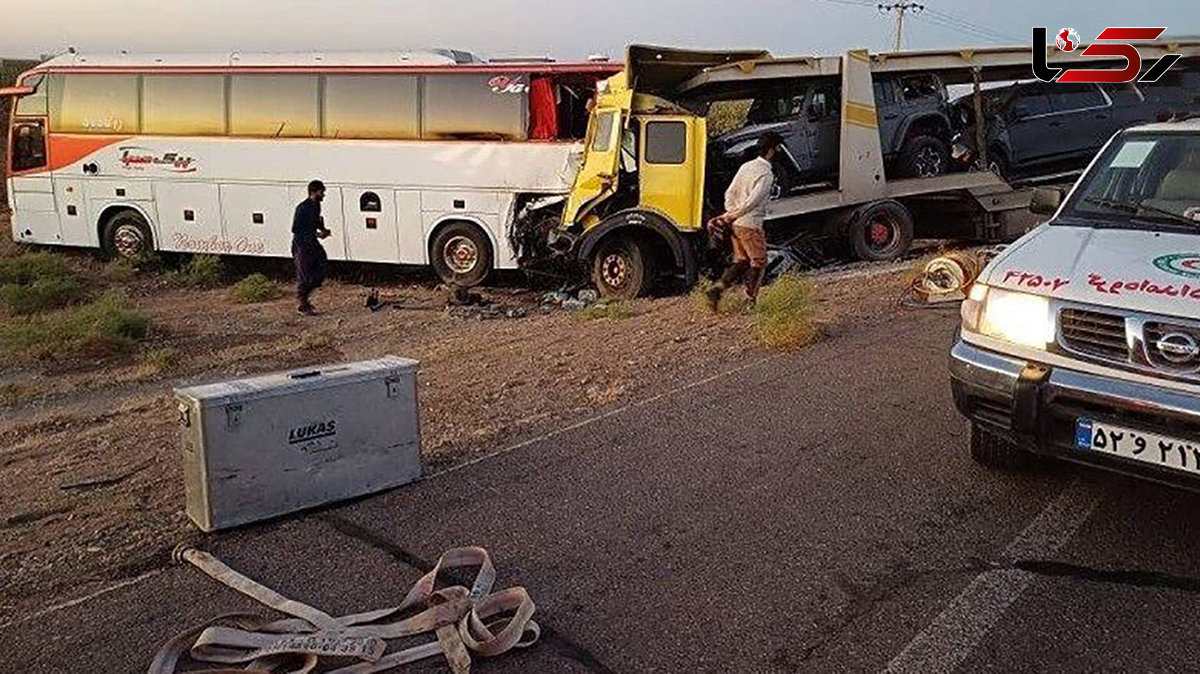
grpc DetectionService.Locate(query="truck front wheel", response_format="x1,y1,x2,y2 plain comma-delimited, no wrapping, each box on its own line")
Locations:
591,235,654,299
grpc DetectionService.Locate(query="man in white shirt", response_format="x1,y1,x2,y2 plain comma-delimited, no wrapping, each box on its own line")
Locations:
705,132,782,309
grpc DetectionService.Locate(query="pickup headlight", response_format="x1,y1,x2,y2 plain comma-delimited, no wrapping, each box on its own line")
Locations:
961,284,1054,349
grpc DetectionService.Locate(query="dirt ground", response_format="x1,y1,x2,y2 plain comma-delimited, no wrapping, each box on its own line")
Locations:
0,210,914,619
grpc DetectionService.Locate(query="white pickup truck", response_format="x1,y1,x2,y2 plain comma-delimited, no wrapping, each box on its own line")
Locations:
951,118,1200,490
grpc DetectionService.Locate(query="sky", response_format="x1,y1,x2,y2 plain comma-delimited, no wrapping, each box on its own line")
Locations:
3,0,1199,62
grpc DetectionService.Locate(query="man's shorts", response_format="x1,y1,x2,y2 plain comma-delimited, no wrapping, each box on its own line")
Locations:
731,225,768,268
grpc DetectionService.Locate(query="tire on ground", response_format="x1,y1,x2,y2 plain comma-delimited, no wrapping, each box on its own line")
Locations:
430,221,493,287
101,209,154,260
591,234,654,299
847,200,914,262
897,134,950,179
969,422,1032,470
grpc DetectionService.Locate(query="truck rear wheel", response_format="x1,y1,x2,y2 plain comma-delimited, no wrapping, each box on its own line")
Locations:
591,235,654,299
969,423,1032,470
847,200,913,262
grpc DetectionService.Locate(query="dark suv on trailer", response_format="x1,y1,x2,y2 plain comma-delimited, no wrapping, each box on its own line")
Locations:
954,73,1200,181
708,72,955,195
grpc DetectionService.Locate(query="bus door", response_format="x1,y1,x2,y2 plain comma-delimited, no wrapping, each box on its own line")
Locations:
6,117,58,243
563,107,623,228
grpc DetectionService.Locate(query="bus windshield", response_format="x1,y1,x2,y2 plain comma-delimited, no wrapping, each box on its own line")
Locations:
1058,131,1200,232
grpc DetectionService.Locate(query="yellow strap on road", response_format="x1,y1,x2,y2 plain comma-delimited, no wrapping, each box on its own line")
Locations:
149,546,539,674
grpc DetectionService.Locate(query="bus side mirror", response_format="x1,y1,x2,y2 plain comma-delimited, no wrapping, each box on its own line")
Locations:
1030,187,1063,215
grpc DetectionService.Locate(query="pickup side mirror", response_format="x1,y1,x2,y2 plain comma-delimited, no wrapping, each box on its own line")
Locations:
1029,187,1063,216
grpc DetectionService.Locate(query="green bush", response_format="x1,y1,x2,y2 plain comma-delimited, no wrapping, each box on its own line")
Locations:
0,252,73,285
754,274,818,350
0,253,85,313
140,347,178,373
231,273,284,304
171,255,227,288
0,290,151,359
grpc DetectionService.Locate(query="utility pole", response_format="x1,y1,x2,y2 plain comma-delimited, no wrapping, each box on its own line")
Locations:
878,2,925,51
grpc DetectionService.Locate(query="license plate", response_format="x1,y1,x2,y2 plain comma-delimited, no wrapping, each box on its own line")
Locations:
1076,417,1200,475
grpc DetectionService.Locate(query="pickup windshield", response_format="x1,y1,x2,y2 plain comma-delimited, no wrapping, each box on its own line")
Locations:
1058,131,1200,231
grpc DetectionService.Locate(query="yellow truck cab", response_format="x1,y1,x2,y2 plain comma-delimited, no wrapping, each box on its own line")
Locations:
552,47,766,298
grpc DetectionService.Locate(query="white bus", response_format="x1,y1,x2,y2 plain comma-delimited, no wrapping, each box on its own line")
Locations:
2,51,618,285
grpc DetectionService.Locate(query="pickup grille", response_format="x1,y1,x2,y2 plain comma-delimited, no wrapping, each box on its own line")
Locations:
1059,308,1129,362
1143,321,1200,372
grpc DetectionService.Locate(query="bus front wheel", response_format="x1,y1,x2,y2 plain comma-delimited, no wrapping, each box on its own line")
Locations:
431,221,493,287
102,210,154,260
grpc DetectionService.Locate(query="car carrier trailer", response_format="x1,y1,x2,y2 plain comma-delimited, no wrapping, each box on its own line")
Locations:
544,39,1200,297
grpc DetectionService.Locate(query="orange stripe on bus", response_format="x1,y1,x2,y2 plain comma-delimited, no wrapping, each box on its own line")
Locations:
48,135,131,172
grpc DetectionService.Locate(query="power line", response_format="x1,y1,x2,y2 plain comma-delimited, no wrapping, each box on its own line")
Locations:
920,7,1024,44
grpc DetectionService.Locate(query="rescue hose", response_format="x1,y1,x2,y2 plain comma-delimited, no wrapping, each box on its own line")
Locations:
150,545,539,674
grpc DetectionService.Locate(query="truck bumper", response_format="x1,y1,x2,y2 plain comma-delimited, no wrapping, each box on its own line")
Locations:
950,338,1200,491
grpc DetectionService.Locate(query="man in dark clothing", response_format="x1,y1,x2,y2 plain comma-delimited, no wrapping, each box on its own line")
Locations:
292,180,332,315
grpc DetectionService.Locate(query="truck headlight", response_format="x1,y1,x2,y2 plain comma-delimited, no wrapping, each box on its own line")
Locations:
962,284,1054,349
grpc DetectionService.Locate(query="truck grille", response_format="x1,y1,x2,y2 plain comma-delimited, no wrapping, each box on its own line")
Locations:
1059,308,1129,362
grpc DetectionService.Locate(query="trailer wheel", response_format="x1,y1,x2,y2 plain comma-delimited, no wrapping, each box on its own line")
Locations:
102,210,154,259
430,221,493,287
591,235,654,299
970,423,1032,470
848,201,913,262
897,135,950,178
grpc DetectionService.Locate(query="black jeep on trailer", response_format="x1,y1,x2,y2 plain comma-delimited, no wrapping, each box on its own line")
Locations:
708,72,955,195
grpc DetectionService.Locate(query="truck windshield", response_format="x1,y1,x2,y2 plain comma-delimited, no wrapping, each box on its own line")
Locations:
1058,131,1200,231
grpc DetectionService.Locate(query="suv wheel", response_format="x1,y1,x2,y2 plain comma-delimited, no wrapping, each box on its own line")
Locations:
898,135,950,178
969,423,1032,470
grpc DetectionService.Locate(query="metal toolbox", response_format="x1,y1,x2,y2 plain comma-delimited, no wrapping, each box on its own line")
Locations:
174,356,422,532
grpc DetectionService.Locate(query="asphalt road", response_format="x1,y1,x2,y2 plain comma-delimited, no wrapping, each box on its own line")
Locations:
5,306,1200,672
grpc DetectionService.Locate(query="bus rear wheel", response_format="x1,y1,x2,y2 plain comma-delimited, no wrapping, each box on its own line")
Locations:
431,221,493,287
102,210,154,260
592,235,654,299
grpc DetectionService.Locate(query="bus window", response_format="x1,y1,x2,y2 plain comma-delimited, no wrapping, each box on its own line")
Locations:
143,75,227,135
230,75,320,138
422,73,528,140
324,75,420,139
14,74,47,116
50,74,140,134
10,120,47,172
